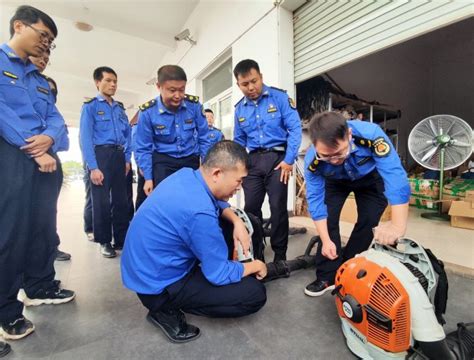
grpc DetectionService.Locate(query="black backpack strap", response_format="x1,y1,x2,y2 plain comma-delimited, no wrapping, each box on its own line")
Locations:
425,248,449,325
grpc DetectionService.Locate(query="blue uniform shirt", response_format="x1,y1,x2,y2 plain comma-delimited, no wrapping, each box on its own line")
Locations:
121,167,244,295
135,95,211,181
207,126,224,146
79,94,131,170
0,43,66,153
233,84,302,165
304,121,410,221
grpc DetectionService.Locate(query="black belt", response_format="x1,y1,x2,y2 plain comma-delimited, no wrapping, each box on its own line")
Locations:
95,144,124,151
249,145,286,154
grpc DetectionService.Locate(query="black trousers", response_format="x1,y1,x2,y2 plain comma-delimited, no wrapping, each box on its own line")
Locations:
152,152,200,187
137,218,266,318
316,170,388,282
0,139,59,323
90,146,129,246
83,163,93,233
135,170,146,211
126,169,134,222
242,151,289,260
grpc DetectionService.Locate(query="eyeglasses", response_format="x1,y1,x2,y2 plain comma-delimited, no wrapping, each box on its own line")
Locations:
316,142,351,162
24,23,56,50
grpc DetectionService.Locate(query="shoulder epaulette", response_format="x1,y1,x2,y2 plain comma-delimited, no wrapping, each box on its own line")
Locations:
234,96,245,107
270,86,287,93
353,135,391,157
39,73,51,81
184,94,199,103
83,97,96,104
116,101,125,110
139,99,157,111
352,136,373,148
307,157,320,173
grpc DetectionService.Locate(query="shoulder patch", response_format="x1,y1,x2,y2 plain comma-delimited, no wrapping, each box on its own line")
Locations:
83,97,96,104
234,96,245,107
139,99,157,111
184,94,199,103
3,71,18,80
270,86,287,93
116,101,125,110
373,137,391,157
307,157,320,173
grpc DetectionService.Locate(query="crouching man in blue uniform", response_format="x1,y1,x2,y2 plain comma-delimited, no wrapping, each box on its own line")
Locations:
304,112,410,297
121,141,267,343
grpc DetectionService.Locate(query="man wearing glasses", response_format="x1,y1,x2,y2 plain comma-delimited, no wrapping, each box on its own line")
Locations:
303,112,410,297
0,5,75,341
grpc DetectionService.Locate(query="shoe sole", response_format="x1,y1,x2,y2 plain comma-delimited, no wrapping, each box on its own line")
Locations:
146,314,201,344
304,284,335,297
55,257,71,261
0,343,11,356
21,293,76,307
0,324,35,340
101,253,117,258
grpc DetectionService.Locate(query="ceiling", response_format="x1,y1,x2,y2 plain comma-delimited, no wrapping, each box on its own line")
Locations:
0,0,200,126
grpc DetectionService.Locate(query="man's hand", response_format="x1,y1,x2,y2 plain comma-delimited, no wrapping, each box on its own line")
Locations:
373,222,405,245
125,162,131,176
34,153,57,173
21,135,53,157
243,260,267,280
274,161,293,184
144,179,154,196
90,169,104,186
321,240,338,260
233,219,251,257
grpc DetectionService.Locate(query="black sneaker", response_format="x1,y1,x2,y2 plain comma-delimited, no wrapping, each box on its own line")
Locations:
147,310,200,343
55,249,71,261
304,280,335,297
100,243,116,258
0,317,35,340
21,288,76,306
0,341,11,357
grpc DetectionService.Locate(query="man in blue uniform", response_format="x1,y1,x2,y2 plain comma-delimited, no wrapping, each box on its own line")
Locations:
204,108,224,146
79,66,132,258
121,141,267,343
304,112,410,297
0,5,75,341
233,59,302,262
135,65,211,196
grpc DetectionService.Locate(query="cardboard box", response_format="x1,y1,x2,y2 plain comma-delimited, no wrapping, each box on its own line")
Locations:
340,198,391,224
449,200,474,230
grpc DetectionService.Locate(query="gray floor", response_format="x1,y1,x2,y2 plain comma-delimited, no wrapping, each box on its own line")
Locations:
5,227,474,360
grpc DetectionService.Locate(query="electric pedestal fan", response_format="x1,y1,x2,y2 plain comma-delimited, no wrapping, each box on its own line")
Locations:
408,115,473,221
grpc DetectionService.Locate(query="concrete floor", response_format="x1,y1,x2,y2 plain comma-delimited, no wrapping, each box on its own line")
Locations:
4,181,474,359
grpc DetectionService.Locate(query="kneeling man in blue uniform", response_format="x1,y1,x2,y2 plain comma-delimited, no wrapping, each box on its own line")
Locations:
121,140,267,343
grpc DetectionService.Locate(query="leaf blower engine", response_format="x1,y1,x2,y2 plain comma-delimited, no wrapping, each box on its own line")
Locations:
333,238,473,360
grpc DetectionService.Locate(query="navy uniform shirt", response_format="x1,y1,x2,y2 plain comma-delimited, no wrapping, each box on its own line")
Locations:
304,121,410,221
233,84,302,165
0,44,66,153
79,94,131,170
207,126,223,146
121,167,244,295
135,95,211,181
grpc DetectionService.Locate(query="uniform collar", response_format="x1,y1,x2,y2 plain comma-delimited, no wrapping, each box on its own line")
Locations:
1,43,20,60
1,43,38,74
194,169,220,209
157,96,186,114
96,93,116,106
243,84,270,105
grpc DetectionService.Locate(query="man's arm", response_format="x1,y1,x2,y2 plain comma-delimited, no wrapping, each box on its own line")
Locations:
233,111,247,147
79,104,98,170
280,94,302,166
135,111,154,181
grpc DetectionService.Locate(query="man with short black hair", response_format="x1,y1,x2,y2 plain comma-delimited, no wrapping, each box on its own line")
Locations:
0,5,75,341
79,66,131,258
233,59,302,262
122,140,267,343
136,65,211,196
304,111,410,297
204,108,224,146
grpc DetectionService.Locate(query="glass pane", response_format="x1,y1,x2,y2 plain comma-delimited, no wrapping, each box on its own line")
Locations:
203,58,232,102
219,96,233,140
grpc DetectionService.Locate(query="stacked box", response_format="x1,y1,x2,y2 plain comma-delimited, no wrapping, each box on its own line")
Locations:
409,177,440,210
443,179,474,198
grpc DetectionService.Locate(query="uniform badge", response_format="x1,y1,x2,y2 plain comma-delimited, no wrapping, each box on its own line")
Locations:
37,86,49,95
373,137,390,157
238,117,246,123
209,133,215,138
97,111,105,115
185,119,193,124
156,124,166,130
267,104,277,113
159,108,164,114
288,97,296,109
3,71,18,79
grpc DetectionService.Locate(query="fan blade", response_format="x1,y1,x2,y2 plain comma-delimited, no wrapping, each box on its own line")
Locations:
428,119,439,136
421,145,439,162
451,140,472,148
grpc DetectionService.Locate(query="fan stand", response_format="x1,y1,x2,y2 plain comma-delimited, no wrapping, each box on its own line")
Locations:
421,146,450,221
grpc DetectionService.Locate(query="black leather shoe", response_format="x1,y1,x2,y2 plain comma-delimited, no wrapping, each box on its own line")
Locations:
112,243,123,251
273,254,287,262
304,280,335,297
0,341,11,357
0,317,35,340
55,249,71,261
147,310,200,343
100,243,117,258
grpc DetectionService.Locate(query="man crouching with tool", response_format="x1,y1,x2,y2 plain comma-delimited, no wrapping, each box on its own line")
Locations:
121,141,267,343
